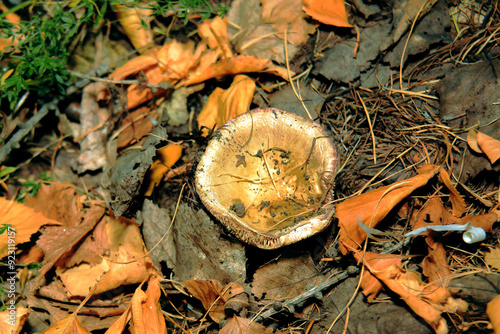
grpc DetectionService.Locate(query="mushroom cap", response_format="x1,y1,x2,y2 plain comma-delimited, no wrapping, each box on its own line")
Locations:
195,108,338,249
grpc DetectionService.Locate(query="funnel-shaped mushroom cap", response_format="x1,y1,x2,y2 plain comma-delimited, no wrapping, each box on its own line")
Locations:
195,108,338,249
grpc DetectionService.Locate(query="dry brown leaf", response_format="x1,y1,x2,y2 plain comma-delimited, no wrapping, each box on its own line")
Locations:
197,75,255,136
113,4,154,52
41,315,91,334
144,144,184,196
485,248,500,271
438,168,466,217
198,16,233,58
252,255,325,301
467,129,500,164
261,0,317,46
117,107,158,149
56,215,156,296
411,197,499,232
352,249,467,334
0,306,29,334
487,294,500,334
422,235,452,287
337,164,441,254
184,280,246,324
184,280,225,323
0,197,61,259
220,316,283,334
104,303,132,334
302,0,352,27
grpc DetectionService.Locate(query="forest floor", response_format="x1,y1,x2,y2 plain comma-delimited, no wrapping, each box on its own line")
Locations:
0,0,499,333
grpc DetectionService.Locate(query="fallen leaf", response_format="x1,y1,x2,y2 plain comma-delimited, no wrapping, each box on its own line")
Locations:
302,0,352,27
75,82,112,173
41,315,91,334
117,107,158,149
220,316,283,334
178,55,289,87
197,75,255,136
184,280,246,324
144,144,184,196
198,16,233,58
467,129,500,164
438,168,466,217
183,280,225,323
352,249,467,334
422,235,452,287
108,54,159,81
56,215,156,296
487,294,500,334
113,4,154,53
485,248,500,271
411,197,499,232
130,277,166,334
337,164,441,254
0,306,29,334
0,197,61,259
252,255,326,301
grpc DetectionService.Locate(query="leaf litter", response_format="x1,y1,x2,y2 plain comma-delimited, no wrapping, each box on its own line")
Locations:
0,0,499,333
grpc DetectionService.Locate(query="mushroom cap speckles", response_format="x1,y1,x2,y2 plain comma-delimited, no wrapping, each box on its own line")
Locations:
195,108,338,249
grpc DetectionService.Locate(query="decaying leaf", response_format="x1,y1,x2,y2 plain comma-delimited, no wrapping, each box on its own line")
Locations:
422,235,451,287
467,129,500,164
302,0,351,27
184,280,246,323
252,255,326,301
56,215,156,296
352,249,468,334
197,75,255,136
0,197,61,259
144,144,184,196
198,16,233,58
41,315,91,334
128,277,166,334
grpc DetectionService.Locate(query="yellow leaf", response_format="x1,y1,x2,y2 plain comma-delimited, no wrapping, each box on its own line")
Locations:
113,4,154,53
197,75,256,136
41,315,91,334
144,144,184,196
0,198,61,259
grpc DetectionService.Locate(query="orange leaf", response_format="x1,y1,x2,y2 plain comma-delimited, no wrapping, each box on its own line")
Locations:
113,4,154,53
0,197,61,259
179,55,288,87
352,249,467,334
302,0,352,28
467,129,500,164
197,75,256,136
337,164,441,254
0,306,29,334
41,315,91,334
144,144,184,196
478,131,500,164
198,16,233,58
438,168,465,217
109,54,158,81
487,294,500,334
411,197,499,232
136,277,166,334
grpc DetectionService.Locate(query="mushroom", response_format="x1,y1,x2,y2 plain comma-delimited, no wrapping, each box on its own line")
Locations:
195,108,338,249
